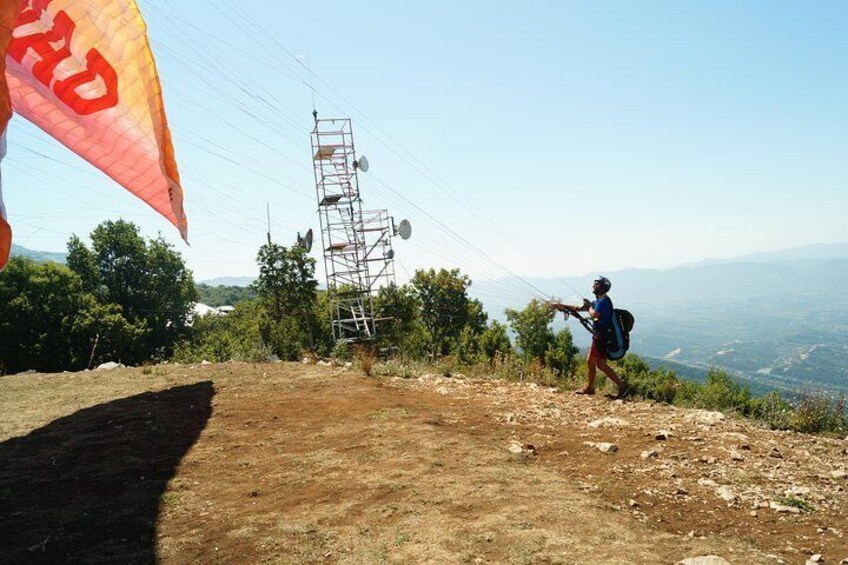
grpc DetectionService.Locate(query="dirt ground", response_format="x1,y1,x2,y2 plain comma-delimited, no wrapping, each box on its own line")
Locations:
1,362,846,564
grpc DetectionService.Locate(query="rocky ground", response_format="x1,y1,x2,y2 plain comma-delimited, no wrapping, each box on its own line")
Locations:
1,362,846,564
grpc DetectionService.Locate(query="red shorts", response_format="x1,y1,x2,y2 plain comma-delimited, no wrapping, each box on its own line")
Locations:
588,340,606,363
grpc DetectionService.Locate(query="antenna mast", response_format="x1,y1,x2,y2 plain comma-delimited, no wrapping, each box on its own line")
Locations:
310,116,398,342
266,202,272,244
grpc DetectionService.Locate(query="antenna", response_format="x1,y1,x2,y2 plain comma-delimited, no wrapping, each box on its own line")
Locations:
397,219,412,240
295,228,314,252
266,202,272,244
353,155,369,173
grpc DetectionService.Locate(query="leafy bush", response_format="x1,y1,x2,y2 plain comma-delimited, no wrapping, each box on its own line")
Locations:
455,326,482,365
174,300,267,363
545,328,579,377
749,391,794,430
478,320,512,368
331,341,352,361
675,369,752,414
788,389,847,434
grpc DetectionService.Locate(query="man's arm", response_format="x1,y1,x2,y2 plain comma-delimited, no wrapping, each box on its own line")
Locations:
549,299,591,313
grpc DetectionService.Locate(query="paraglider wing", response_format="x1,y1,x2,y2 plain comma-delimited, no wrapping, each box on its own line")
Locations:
0,0,187,270
0,0,18,271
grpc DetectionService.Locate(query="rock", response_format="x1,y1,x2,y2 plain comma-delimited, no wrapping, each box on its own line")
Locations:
831,469,847,480
722,432,749,442
641,449,660,459
317,360,332,367
508,442,524,455
684,411,726,426
96,362,125,371
697,478,718,488
200,360,211,365
728,450,745,462
584,441,618,453
769,501,801,514
716,486,736,503
785,486,811,497
301,357,311,364
769,447,784,459
628,499,639,508
588,417,630,428
655,430,673,441
676,556,732,565
807,555,822,564
750,510,758,517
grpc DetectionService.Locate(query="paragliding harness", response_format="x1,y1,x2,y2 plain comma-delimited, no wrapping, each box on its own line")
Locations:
561,303,635,361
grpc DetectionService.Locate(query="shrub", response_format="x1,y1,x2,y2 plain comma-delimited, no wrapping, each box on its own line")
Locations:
357,346,376,377
455,326,482,365
478,321,512,368
749,391,794,430
788,389,847,434
331,341,352,361
676,369,752,414
545,328,579,377
616,355,680,404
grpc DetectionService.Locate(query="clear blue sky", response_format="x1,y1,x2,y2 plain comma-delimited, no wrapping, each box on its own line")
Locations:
5,1,847,301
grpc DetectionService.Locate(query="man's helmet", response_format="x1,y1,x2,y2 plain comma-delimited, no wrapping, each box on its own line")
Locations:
593,276,612,295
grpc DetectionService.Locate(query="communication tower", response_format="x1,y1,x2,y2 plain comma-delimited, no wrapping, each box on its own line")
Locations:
310,115,409,342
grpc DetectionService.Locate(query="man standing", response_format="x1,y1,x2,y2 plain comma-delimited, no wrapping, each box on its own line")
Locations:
551,276,629,397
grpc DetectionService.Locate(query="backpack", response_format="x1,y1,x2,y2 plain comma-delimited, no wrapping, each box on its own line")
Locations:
597,307,635,361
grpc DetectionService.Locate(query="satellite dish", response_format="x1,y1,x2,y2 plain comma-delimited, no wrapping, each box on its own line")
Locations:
385,248,395,260
296,228,314,252
397,219,412,240
354,155,370,173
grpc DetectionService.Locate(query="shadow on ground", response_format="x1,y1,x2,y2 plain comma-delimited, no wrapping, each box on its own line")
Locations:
0,381,214,563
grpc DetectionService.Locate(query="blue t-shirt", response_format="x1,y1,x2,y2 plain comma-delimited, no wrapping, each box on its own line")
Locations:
592,296,613,335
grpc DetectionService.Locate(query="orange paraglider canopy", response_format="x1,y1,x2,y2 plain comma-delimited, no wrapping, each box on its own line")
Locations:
0,0,186,270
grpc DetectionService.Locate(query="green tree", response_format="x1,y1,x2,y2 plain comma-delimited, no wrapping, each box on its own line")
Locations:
478,320,513,367
196,283,257,307
374,283,422,355
70,296,147,369
0,257,142,373
546,327,579,375
254,243,319,357
411,268,480,356
66,220,197,363
0,257,78,372
506,299,555,365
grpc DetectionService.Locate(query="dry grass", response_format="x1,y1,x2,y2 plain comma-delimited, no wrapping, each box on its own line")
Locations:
2,362,842,564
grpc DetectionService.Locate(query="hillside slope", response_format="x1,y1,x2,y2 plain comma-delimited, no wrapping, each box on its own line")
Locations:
1,363,846,564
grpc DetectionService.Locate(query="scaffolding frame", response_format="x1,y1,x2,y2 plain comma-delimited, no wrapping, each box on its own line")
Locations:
311,117,395,342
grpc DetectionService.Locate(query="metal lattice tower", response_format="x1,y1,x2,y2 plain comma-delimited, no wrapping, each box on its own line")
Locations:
311,116,396,342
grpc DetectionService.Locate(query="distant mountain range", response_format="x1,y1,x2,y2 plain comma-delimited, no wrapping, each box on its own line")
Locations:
473,243,848,395
199,276,255,287
10,243,68,264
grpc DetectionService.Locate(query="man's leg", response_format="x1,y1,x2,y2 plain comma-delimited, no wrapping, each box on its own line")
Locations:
597,358,627,394
578,345,599,394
